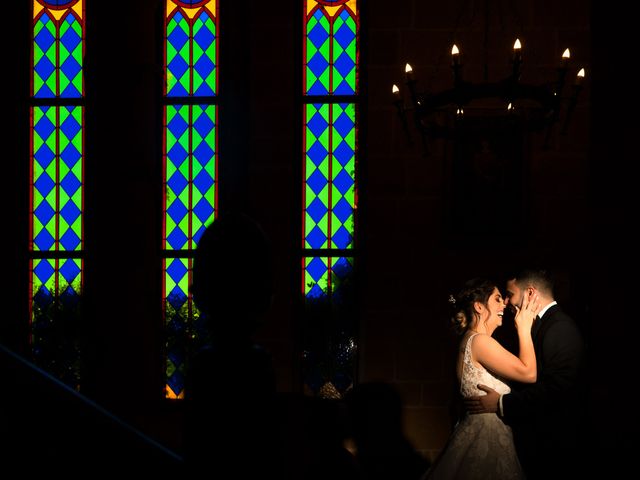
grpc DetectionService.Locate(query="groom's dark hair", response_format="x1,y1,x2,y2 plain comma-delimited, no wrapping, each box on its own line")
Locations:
511,267,555,297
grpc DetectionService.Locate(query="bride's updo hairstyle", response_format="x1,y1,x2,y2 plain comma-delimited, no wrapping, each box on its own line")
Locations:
448,277,497,335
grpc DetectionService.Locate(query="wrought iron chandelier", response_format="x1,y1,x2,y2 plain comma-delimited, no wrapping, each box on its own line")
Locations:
392,39,585,154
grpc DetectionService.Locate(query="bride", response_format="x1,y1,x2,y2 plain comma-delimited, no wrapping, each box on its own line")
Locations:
422,277,539,479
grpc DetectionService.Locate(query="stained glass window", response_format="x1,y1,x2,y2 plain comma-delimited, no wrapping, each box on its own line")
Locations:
163,0,219,399
302,0,359,399
30,0,85,389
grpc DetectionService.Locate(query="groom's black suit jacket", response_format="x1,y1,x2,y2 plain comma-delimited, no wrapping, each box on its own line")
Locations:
502,304,586,479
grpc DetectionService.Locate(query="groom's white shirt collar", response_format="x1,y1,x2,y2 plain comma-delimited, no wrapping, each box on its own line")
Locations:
538,301,557,319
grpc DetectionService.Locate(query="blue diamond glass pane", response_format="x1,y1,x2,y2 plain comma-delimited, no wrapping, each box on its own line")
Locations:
60,173,81,197
34,114,56,144
34,21,55,51
59,229,81,250
193,142,214,166
334,18,355,50
193,170,213,195
167,112,189,139
34,201,55,226
307,169,328,195
60,143,81,169
307,53,329,83
34,229,55,251
333,141,354,167
333,110,355,139
34,173,55,198
193,197,214,223
307,257,327,282
168,143,189,169
307,197,327,224
194,19,215,49
168,171,189,195
59,259,81,283
60,112,81,140
34,144,56,170
306,226,327,249
332,226,352,249
308,20,329,49
33,261,55,284
166,259,188,284
333,169,354,195
167,18,189,51
307,110,328,138
307,141,328,167
167,227,188,249
193,112,214,138
60,201,81,225
332,197,352,224
167,199,188,224
34,57,55,86
168,287,188,310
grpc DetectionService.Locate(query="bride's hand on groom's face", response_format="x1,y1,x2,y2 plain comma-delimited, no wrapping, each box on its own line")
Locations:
515,292,540,331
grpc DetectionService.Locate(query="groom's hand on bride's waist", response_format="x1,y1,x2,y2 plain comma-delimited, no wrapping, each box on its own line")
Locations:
463,384,500,415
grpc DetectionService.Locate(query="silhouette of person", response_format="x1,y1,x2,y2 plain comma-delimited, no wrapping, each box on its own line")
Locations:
345,381,430,480
183,212,281,476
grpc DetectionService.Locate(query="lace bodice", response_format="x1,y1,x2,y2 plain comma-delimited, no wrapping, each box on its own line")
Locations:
460,333,511,398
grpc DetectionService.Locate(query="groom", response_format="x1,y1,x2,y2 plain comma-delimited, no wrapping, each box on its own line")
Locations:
464,268,587,479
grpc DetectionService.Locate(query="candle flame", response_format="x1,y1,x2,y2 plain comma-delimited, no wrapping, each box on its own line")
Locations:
392,84,400,94
513,38,522,50
451,44,459,55
405,63,413,74
577,68,585,78
562,48,571,59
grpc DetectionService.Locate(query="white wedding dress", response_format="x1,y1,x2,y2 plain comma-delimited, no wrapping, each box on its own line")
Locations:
422,333,525,479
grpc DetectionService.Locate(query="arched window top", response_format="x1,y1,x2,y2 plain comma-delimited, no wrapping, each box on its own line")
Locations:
166,0,217,97
167,0,217,19
304,0,358,96
36,0,81,9
173,0,212,8
306,0,356,16
33,0,84,98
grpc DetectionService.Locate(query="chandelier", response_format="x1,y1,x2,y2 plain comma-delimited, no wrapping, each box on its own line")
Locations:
392,39,585,154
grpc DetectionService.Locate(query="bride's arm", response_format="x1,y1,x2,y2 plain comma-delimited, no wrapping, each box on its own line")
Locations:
472,292,539,383
472,334,536,383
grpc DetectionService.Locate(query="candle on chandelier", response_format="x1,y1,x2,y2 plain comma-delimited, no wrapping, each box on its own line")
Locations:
392,84,401,100
405,63,414,81
561,48,571,67
451,44,460,66
513,38,522,62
